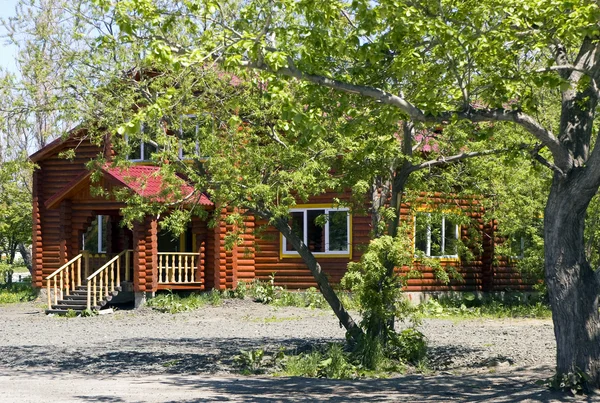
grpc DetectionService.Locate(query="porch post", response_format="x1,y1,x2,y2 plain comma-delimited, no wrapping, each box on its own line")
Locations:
192,217,206,289
58,199,72,265
132,219,146,308
145,215,158,294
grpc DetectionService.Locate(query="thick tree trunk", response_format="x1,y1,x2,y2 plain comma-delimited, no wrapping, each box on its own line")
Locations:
545,172,600,388
272,217,364,342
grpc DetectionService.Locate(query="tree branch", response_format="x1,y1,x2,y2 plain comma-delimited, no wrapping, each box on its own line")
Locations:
409,145,527,173
238,56,570,171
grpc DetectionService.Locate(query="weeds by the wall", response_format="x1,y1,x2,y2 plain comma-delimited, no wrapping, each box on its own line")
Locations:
418,293,551,319
146,290,223,313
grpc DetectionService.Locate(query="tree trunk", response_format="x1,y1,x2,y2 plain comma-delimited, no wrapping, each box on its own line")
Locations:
545,171,600,388
18,243,32,273
272,217,364,342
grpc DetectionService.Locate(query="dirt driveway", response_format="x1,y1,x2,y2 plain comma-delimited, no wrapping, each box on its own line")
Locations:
0,299,585,402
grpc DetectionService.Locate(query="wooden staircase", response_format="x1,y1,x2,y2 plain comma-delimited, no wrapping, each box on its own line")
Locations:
46,284,122,315
45,250,132,316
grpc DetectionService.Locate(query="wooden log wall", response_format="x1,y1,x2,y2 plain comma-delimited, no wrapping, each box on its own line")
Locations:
191,217,207,290
132,220,146,292
491,220,538,291
33,138,107,286
31,170,43,287
253,191,371,289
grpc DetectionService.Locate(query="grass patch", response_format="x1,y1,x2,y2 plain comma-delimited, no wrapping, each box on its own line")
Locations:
0,282,38,304
245,276,360,310
418,293,552,319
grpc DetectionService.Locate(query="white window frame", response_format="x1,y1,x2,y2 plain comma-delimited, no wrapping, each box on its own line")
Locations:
509,235,526,260
125,123,158,162
414,213,459,259
282,207,351,256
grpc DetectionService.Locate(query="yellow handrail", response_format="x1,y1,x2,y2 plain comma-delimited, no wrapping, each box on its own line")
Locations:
86,249,132,310
157,252,200,284
46,253,84,309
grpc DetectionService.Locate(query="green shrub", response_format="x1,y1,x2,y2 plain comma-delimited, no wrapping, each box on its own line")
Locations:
418,294,551,319
284,350,324,377
233,281,247,299
147,290,223,313
390,328,428,364
0,282,37,304
250,274,281,304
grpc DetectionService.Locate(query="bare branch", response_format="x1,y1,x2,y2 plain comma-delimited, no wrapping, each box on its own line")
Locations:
535,65,589,74
409,145,527,172
266,125,288,148
532,153,565,176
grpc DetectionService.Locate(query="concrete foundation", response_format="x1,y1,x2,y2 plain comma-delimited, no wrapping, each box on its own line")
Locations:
134,291,155,309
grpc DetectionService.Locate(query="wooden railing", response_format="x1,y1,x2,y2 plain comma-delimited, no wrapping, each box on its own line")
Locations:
158,252,200,283
46,253,84,309
86,249,132,309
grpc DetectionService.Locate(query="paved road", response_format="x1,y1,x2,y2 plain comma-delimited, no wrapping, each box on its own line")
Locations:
0,368,584,402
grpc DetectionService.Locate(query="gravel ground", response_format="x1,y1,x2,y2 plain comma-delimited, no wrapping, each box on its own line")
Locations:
0,299,580,402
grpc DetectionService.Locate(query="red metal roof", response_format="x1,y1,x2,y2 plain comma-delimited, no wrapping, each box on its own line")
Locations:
104,165,212,205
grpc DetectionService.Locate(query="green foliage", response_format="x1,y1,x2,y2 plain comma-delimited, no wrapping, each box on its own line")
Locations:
418,294,551,319
0,281,37,304
146,290,222,313
233,281,247,299
283,344,357,379
80,308,98,317
249,274,280,304
390,329,428,365
65,309,77,318
341,229,421,342
246,277,333,309
283,350,324,378
541,368,592,395
235,349,266,374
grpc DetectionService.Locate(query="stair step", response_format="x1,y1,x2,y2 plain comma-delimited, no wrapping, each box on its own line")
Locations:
52,303,96,310
74,286,122,292
66,291,118,298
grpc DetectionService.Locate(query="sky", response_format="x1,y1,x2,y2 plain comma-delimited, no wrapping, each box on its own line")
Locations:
0,0,19,73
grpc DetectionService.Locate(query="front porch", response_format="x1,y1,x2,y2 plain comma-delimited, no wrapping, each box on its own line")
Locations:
44,211,211,313
45,247,206,313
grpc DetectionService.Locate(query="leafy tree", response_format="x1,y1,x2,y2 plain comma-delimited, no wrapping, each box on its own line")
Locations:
94,0,600,388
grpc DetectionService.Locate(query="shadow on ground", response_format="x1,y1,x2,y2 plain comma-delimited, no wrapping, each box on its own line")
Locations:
0,337,585,402
0,336,493,375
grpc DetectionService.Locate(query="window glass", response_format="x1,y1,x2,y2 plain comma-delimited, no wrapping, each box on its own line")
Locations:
328,210,348,251
415,213,429,254
415,213,458,258
306,209,325,252
283,208,350,255
83,215,108,253
127,137,142,160
443,217,458,255
285,211,304,252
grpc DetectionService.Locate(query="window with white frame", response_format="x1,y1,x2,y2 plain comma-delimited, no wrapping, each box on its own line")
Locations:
414,213,459,258
126,123,158,162
82,215,108,253
282,207,350,255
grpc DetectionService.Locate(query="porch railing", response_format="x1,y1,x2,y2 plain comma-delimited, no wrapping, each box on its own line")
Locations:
46,253,84,308
86,249,132,309
158,252,200,283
